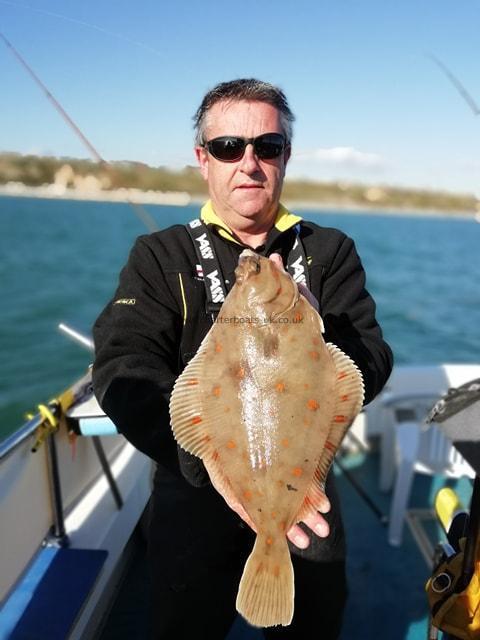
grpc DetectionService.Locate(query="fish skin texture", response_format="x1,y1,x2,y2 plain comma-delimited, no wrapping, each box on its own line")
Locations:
170,251,364,627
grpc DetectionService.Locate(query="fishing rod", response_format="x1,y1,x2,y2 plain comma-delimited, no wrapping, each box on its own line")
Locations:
427,52,480,117
0,30,159,233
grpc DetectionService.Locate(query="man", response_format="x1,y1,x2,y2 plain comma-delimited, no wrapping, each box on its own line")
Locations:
93,78,393,639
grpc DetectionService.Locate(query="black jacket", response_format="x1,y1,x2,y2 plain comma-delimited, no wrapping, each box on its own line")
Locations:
93,218,393,480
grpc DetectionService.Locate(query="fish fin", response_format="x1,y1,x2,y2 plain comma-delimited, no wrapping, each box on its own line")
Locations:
170,334,245,514
317,343,364,474
236,533,294,628
169,334,222,459
297,343,364,520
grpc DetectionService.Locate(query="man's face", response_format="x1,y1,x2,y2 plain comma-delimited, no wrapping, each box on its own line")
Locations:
195,100,290,229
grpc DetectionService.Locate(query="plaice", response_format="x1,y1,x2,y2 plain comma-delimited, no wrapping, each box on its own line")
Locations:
170,249,364,628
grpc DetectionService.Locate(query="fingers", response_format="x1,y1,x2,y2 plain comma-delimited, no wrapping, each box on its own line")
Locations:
269,252,285,271
287,512,330,549
287,524,310,549
269,253,320,313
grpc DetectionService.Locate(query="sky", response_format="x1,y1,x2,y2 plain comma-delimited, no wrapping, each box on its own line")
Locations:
1,0,480,195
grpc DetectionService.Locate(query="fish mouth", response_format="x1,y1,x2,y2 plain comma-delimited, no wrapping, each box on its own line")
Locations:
236,250,261,282
239,249,258,260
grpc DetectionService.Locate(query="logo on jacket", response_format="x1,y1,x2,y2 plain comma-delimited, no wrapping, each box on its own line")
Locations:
290,256,307,285
195,233,214,260
206,269,225,303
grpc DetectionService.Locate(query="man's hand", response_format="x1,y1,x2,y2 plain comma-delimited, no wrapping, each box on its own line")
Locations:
287,505,330,548
269,253,319,312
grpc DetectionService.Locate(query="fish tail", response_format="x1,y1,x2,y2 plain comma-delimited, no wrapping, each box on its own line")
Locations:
236,533,294,628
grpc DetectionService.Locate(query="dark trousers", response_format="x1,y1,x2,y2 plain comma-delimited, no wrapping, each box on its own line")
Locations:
148,471,347,640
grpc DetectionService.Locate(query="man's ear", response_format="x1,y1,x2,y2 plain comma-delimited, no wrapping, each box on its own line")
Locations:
195,146,209,180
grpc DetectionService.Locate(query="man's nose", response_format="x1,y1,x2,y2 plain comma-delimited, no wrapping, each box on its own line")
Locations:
238,143,261,173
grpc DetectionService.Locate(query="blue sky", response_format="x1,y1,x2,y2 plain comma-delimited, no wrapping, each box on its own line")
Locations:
1,0,479,194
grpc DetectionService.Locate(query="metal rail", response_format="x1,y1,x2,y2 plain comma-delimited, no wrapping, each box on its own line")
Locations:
0,410,50,461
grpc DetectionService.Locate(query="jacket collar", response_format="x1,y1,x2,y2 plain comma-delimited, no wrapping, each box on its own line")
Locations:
200,200,302,247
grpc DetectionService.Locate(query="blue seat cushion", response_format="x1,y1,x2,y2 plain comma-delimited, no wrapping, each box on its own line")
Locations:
0,547,108,640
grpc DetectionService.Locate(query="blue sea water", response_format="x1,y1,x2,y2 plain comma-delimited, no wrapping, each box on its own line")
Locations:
1,195,479,440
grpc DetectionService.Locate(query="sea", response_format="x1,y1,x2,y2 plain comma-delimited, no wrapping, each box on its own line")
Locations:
1,194,479,442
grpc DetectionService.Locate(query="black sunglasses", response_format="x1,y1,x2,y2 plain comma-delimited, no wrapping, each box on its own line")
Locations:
203,133,287,162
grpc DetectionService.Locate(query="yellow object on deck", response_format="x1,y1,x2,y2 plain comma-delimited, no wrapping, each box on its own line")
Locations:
435,487,465,533
426,538,480,639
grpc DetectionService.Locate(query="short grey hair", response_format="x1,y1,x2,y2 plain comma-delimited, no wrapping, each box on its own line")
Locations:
193,78,295,146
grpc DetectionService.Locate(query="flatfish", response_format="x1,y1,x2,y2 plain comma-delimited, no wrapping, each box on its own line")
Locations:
170,249,364,627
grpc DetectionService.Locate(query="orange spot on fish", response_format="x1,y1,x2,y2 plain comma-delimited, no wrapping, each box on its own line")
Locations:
338,371,348,380
266,537,273,546
212,385,221,397
215,342,223,353
334,415,347,423
271,511,277,519
294,312,303,322
292,467,303,477
243,489,252,500
304,383,310,390
191,415,202,425
236,367,245,379
226,440,236,449
281,438,290,448
186,379,199,386
202,435,211,443
212,450,219,461
340,394,349,402
276,382,286,393
309,351,320,360
307,399,319,411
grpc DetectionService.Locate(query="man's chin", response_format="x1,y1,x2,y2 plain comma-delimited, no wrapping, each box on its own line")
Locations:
230,195,275,220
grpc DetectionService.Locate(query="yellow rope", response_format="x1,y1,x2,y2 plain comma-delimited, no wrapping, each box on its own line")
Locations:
38,403,58,429
31,403,60,452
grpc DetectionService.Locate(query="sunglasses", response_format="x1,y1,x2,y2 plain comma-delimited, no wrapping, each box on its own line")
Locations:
203,133,287,162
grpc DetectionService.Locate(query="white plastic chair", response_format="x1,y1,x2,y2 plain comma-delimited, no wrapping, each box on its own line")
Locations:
377,365,480,495
381,393,474,546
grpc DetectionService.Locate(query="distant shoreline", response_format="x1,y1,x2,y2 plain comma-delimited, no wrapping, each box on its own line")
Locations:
0,182,192,207
0,183,478,221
